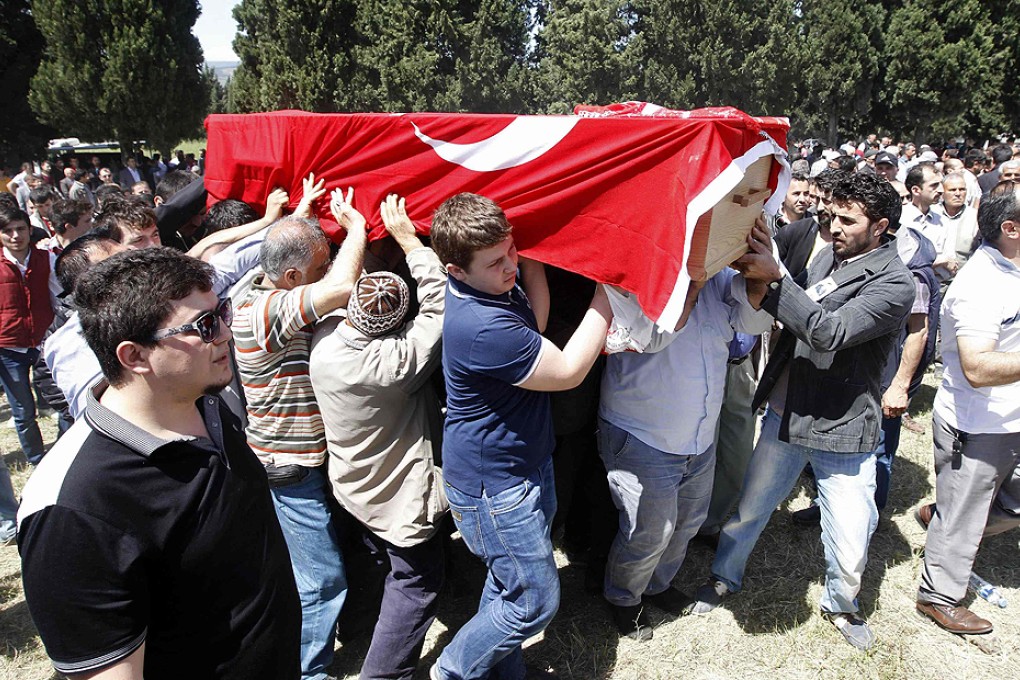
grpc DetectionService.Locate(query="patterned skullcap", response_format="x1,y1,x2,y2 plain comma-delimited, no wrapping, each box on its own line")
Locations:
347,271,410,336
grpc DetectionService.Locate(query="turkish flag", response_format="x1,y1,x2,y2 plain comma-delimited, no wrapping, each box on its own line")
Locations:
204,105,789,329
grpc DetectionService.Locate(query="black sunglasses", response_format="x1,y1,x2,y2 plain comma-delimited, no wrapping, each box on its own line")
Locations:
152,298,232,344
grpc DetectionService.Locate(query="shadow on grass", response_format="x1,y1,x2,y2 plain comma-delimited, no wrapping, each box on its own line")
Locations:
974,529,1020,592
0,600,42,660
677,448,924,636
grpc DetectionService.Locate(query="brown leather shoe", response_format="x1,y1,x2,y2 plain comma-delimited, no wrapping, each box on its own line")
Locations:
916,601,993,634
914,503,935,530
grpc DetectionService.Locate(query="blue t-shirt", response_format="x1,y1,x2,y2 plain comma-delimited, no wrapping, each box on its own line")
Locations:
441,277,554,496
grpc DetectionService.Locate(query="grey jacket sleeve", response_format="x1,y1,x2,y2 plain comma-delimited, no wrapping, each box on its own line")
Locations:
386,248,447,393
762,268,914,353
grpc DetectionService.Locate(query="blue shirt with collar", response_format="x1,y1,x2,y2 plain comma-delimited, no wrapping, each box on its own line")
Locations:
441,276,553,497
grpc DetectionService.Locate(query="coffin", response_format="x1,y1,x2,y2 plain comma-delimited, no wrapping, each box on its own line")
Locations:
204,104,789,330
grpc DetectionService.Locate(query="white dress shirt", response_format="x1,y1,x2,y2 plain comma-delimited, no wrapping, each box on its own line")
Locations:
599,269,773,455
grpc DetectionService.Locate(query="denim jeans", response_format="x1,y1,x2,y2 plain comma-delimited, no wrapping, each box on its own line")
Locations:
712,409,878,614
0,348,45,465
271,467,348,680
437,457,559,680
873,415,901,512
359,531,444,680
599,418,715,606
0,459,18,542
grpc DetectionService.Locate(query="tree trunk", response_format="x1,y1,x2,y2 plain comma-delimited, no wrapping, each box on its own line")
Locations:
828,108,838,148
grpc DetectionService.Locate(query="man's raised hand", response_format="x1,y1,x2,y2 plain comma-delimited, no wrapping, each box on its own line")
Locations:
294,172,327,218
329,186,366,232
733,220,782,283
264,187,289,222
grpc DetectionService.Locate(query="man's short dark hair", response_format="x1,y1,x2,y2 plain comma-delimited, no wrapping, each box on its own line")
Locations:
904,163,937,192
54,233,120,296
964,150,986,170
830,172,899,224
74,247,214,386
155,170,196,203
93,196,157,241
878,180,902,228
813,169,848,194
50,198,92,235
95,183,125,209
0,205,31,231
431,193,513,270
976,187,1020,244
0,193,17,211
29,185,56,206
834,156,858,173
992,144,1014,166
790,171,809,183
204,199,258,234
73,169,90,182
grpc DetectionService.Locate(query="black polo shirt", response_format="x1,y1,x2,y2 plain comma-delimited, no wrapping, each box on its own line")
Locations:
17,384,301,679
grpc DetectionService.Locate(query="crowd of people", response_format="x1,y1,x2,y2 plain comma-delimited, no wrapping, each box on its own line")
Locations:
0,132,1018,679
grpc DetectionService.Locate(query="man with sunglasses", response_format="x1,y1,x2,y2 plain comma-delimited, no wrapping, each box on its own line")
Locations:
18,247,301,679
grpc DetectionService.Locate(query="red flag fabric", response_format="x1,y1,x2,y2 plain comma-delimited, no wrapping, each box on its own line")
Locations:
204,105,789,329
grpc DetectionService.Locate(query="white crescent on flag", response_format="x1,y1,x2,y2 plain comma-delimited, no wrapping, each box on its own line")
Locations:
411,117,579,172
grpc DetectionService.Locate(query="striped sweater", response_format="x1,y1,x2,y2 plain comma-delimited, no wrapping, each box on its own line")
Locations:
233,275,325,467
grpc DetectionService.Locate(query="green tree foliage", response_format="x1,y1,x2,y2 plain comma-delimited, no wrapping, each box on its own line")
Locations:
231,0,360,112
232,0,537,113
205,66,227,115
628,0,798,116
453,0,538,112
985,0,1020,135
794,0,885,143
535,0,638,113
225,0,1013,142
882,0,1006,141
29,0,209,156
348,0,462,111
0,0,55,167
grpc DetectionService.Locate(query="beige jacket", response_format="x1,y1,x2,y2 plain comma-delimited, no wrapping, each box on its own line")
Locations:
309,247,448,547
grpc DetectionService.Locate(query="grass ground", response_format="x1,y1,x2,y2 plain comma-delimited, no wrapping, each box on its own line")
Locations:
1,372,1017,679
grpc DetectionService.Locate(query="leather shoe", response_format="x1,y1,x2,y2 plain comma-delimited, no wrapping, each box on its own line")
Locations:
643,587,694,616
914,503,935,530
916,601,993,634
791,504,821,526
608,602,653,641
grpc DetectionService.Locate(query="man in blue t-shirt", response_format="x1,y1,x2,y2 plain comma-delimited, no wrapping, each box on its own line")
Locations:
429,193,612,680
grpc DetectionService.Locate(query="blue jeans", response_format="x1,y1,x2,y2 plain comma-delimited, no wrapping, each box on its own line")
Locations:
437,457,559,680
874,415,900,512
271,467,348,680
0,348,45,465
0,458,17,542
712,409,878,614
599,418,715,606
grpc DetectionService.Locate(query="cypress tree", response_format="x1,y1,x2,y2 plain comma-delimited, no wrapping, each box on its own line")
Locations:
29,0,209,156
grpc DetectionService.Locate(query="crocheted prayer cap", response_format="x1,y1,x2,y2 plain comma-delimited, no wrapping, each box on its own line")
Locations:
347,271,410,336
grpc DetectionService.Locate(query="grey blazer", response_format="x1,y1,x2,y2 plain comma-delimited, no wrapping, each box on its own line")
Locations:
753,236,915,453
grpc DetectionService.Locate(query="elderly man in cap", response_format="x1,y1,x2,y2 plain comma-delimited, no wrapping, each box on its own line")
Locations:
310,194,447,680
